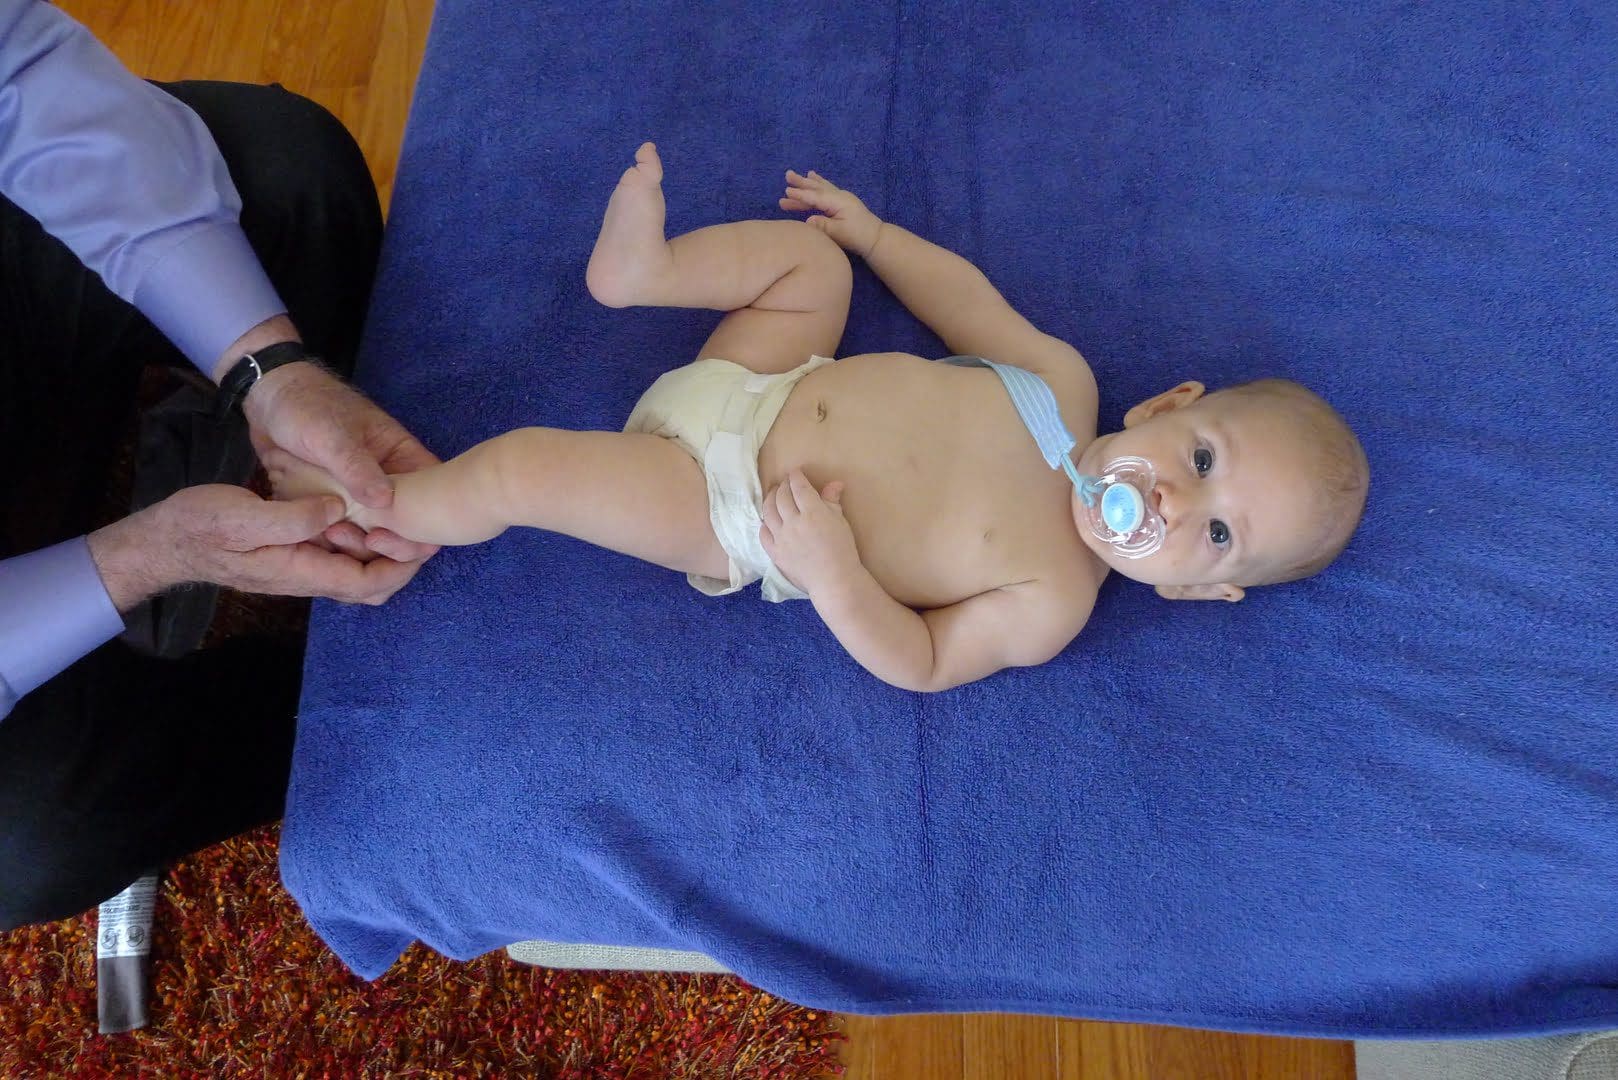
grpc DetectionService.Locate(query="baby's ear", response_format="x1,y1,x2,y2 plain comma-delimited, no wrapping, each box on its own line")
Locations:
1123,381,1205,428
1156,582,1245,602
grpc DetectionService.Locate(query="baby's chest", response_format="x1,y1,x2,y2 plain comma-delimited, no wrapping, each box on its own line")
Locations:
848,459,1085,608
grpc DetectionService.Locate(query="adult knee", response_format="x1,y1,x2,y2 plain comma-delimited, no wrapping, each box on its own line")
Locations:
166,81,376,221
242,86,377,225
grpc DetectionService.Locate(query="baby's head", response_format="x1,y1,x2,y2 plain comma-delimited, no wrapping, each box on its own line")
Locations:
1072,378,1368,601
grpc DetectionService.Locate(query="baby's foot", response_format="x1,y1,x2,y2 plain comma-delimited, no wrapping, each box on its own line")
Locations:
263,448,375,531
585,142,673,308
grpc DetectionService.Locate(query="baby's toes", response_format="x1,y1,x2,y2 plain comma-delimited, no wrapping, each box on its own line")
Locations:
262,449,331,501
629,141,663,183
261,447,295,486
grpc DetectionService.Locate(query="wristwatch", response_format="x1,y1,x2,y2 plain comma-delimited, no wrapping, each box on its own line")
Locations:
213,341,316,418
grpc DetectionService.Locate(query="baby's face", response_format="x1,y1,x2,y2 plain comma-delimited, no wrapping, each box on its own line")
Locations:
1071,387,1320,592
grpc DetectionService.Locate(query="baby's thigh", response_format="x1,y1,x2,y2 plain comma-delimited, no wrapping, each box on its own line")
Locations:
696,238,851,374
569,431,728,581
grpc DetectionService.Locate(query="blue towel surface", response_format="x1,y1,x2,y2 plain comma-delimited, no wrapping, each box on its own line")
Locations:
280,0,1618,1035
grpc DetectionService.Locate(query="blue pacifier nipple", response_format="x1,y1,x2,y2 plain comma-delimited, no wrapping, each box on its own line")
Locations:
1065,455,1166,559
1100,482,1146,534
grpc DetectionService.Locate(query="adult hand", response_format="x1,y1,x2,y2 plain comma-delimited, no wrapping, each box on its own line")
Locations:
88,485,423,612
243,359,441,565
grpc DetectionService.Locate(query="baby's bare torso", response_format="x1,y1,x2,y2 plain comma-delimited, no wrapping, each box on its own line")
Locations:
758,353,1106,611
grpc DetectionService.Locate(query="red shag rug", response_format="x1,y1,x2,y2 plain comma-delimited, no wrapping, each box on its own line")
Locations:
0,824,845,1078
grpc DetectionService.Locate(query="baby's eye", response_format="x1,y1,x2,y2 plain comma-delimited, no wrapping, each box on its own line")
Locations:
1193,446,1214,476
1209,520,1231,546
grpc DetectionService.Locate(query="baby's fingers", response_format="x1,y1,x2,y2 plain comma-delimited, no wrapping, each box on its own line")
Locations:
774,480,799,521
782,181,832,207
787,469,820,512
762,485,785,530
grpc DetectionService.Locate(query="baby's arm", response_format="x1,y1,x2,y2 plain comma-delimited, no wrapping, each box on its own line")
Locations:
761,470,1086,691
781,171,1089,377
817,569,1083,692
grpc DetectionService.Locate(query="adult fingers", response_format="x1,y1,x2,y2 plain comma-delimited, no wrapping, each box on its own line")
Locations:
363,527,438,564
344,554,423,604
323,520,378,561
276,543,422,605
212,492,346,550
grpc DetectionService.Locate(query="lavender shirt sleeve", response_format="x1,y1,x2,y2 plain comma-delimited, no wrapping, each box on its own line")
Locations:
0,1,289,719
0,540,124,721
0,0,287,370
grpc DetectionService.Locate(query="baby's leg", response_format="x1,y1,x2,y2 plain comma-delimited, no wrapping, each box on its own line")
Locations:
266,443,509,546
586,143,852,375
266,432,727,579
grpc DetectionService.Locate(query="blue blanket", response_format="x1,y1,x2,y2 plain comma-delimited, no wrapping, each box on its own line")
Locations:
280,0,1618,1036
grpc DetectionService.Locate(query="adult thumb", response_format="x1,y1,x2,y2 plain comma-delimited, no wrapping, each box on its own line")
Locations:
324,441,393,510
240,494,348,548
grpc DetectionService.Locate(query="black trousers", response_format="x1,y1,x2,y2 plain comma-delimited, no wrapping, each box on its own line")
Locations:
0,82,382,930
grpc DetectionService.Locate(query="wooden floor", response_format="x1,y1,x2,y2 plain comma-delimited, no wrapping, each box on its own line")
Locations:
840,1014,1353,1079
58,3,1358,1077
64,0,433,214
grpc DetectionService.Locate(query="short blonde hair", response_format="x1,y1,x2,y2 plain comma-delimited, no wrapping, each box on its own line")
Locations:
1214,379,1369,586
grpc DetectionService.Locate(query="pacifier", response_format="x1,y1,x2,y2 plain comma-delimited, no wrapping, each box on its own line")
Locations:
1062,455,1166,559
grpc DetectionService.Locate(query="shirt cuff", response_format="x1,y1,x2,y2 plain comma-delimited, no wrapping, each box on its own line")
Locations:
0,537,124,703
130,222,288,373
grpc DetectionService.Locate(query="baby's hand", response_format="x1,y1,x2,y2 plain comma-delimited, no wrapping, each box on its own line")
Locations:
779,170,883,258
759,469,859,596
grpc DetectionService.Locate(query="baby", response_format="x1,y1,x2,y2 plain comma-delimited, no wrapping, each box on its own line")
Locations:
272,143,1369,691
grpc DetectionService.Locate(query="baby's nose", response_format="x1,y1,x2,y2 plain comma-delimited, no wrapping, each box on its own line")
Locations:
1154,483,1200,531
1150,484,1171,524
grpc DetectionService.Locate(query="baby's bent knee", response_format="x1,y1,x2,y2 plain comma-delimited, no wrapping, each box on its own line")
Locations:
780,218,849,260
777,219,852,294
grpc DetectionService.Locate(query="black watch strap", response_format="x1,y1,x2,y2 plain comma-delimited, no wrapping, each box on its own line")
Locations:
214,341,316,418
